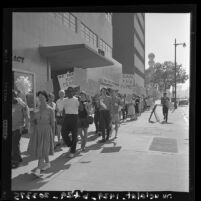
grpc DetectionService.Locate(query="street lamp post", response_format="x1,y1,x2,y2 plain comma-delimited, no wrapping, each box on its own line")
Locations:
173,38,186,109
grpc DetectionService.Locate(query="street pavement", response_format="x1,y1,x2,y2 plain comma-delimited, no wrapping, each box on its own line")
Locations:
12,105,189,192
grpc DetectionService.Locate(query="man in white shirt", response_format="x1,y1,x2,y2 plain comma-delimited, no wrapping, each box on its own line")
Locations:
61,87,79,158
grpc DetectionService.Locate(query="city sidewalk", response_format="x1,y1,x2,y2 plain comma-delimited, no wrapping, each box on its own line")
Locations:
12,105,189,192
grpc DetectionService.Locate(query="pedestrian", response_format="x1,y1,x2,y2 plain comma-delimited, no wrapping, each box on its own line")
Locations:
55,90,65,148
48,93,56,110
118,94,123,123
27,90,55,176
121,95,127,121
92,94,101,135
48,93,56,146
12,90,30,168
98,87,112,143
77,91,90,151
61,87,79,158
111,89,122,138
127,96,135,120
161,92,170,123
135,97,140,116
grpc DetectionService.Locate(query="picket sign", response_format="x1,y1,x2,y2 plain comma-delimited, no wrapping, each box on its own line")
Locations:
57,72,74,90
118,74,135,95
99,78,119,90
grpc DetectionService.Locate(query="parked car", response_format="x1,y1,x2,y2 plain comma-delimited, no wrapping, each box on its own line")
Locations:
178,98,189,106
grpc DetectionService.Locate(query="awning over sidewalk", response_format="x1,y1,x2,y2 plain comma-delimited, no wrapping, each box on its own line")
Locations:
39,44,114,70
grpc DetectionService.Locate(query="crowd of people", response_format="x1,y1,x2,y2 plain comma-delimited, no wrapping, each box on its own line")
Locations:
12,86,155,176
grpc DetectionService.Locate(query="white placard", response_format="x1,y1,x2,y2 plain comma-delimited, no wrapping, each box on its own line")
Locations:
57,72,74,90
119,74,135,87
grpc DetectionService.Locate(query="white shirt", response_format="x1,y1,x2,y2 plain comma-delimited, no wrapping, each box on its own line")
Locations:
56,98,65,116
63,97,79,115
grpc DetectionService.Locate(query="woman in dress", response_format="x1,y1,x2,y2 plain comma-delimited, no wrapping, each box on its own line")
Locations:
27,91,55,176
127,96,135,120
77,91,90,151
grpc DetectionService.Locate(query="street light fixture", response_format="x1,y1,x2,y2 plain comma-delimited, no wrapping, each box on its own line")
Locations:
173,38,186,109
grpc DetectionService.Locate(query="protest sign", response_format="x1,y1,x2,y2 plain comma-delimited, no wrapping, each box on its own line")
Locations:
57,72,74,90
119,74,135,95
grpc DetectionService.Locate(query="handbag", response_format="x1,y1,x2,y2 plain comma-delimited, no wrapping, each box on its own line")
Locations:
87,115,94,124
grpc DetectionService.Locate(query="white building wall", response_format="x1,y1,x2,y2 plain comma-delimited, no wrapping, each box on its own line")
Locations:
137,13,144,30
134,15,144,44
134,34,144,60
134,54,145,74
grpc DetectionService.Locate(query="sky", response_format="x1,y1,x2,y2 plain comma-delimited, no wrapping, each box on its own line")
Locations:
145,13,191,90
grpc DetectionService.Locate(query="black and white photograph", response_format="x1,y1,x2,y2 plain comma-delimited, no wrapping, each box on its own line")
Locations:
2,5,196,200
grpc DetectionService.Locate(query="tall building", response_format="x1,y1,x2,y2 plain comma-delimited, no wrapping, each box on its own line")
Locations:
12,12,122,109
112,13,146,96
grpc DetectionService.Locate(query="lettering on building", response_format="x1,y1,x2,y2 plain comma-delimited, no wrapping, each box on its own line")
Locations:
13,55,24,63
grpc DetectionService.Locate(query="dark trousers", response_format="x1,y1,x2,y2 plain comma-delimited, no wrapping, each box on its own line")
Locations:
163,106,169,122
94,110,100,132
121,107,127,120
12,129,22,164
61,114,78,153
99,110,111,140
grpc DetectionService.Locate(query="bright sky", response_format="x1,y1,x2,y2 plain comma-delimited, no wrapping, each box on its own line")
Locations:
145,13,191,90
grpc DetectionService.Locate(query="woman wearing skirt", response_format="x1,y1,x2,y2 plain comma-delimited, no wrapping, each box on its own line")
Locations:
27,91,55,176
127,98,136,120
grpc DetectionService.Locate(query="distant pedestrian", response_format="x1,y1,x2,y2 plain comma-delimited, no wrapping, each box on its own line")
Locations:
61,87,79,158
27,91,55,176
161,92,170,123
135,97,140,116
12,90,30,168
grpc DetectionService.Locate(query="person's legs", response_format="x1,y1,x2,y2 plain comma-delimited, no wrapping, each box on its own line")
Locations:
165,107,169,122
114,116,119,137
12,129,22,167
37,157,45,169
94,111,99,133
162,106,166,120
57,124,62,143
82,128,88,150
70,115,78,154
61,115,72,148
99,110,106,141
105,111,111,140
78,127,84,146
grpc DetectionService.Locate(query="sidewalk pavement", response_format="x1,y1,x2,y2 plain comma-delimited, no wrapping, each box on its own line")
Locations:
12,105,189,192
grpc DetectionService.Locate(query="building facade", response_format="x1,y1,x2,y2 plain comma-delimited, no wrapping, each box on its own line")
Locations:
12,12,122,109
112,13,146,96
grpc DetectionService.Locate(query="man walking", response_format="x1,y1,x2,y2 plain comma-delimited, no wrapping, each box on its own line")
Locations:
61,87,79,158
161,92,170,123
99,88,112,143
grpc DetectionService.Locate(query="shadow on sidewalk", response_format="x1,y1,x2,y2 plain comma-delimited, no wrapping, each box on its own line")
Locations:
87,131,100,142
12,151,86,190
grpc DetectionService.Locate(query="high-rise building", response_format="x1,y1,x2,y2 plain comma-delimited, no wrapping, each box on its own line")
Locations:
112,13,146,96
